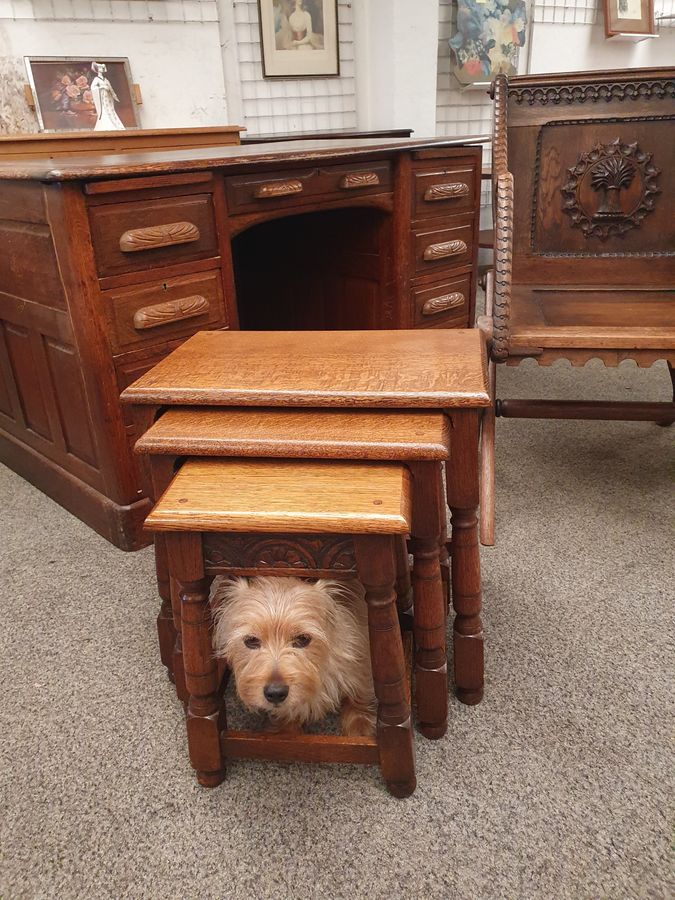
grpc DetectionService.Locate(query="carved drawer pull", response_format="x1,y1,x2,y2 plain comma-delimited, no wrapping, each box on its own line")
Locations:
254,180,304,199
423,239,467,261
133,295,210,331
424,182,470,202
421,292,465,316
339,172,381,190
119,221,200,253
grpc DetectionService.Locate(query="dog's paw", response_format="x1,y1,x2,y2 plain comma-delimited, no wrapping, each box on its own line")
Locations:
340,699,376,737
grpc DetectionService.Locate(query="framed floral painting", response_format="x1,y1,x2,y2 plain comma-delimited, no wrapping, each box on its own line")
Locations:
257,0,340,78
24,57,139,132
449,0,529,86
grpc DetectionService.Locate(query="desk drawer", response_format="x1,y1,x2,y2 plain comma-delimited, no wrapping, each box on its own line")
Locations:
413,164,477,220
89,194,218,277
102,270,226,353
411,274,470,327
411,219,474,276
225,162,392,214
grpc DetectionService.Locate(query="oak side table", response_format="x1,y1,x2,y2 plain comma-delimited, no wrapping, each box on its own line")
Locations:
122,328,490,703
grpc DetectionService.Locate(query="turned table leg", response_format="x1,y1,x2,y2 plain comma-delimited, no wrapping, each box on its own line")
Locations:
170,576,188,704
354,534,416,798
656,362,675,426
167,532,225,787
409,461,448,739
154,533,176,679
445,410,484,705
394,534,413,624
150,455,182,693
437,467,451,611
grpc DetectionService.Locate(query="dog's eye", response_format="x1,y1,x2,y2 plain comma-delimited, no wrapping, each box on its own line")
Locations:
292,634,311,649
243,636,261,649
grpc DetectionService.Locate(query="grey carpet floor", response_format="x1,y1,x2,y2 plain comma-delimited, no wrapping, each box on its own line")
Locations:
1,360,673,900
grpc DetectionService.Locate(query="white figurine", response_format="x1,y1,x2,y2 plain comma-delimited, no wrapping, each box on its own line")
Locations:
90,61,124,131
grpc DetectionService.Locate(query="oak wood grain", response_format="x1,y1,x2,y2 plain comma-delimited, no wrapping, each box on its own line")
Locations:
481,68,675,545
412,161,477,219
102,269,226,354
412,218,474,275
121,329,490,408
0,126,244,161
136,407,451,459
0,136,486,182
411,274,471,329
119,221,201,253
221,730,379,765
0,140,482,550
133,295,210,331
144,458,412,534
88,194,217,278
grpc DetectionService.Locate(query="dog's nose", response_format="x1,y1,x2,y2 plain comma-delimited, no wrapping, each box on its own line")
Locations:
263,682,289,705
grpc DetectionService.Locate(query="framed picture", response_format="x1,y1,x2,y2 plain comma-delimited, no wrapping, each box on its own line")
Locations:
604,0,655,36
24,57,140,132
257,0,340,79
449,0,530,88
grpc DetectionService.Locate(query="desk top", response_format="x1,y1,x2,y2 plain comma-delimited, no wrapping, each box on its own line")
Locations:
121,329,490,409
0,135,487,182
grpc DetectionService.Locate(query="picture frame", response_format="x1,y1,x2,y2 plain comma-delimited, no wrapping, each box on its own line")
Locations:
603,0,655,37
257,0,340,79
24,56,140,132
449,0,531,89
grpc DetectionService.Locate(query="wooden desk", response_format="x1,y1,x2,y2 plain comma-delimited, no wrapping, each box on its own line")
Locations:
0,136,483,549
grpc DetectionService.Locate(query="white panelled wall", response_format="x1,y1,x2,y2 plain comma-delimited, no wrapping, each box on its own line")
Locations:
437,0,675,145
0,1,228,129
228,0,356,135
0,0,673,136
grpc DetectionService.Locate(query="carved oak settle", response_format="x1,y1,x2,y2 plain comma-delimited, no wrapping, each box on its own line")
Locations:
479,68,675,544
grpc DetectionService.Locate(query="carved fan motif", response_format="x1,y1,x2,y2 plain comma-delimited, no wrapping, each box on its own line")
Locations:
561,138,660,240
203,534,356,574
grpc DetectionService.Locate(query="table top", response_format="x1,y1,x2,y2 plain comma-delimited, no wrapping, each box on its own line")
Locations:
136,407,451,460
0,135,487,182
121,329,490,409
144,458,412,535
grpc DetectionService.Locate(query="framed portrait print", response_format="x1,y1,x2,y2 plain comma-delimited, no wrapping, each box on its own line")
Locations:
604,0,655,36
257,0,340,78
25,57,140,132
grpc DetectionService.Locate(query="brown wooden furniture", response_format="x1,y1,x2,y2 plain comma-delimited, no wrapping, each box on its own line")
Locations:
0,126,244,159
0,135,483,550
145,457,417,797
135,406,450,737
478,68,675,545
241,127,415,144
122,328,490,705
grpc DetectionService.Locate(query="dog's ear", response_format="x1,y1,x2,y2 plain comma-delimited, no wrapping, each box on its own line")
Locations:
211,575,250,612
314,578,362,605
211,576,252,655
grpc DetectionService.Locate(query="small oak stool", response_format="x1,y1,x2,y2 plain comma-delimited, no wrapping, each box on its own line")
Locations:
144,457,418,798
136,407,449,738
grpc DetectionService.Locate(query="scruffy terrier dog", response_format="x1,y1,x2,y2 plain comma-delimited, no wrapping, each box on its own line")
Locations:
211,576,376,736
